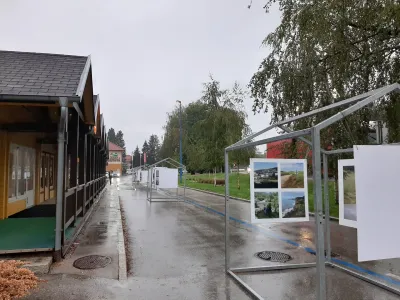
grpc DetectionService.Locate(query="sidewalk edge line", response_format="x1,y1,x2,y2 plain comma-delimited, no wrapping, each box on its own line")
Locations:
116,195,127,281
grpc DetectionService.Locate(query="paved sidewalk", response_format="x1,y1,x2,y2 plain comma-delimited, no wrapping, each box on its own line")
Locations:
180,187,400,286
50,184,126,280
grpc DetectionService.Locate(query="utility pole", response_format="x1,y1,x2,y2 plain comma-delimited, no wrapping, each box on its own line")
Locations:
176,100,183,183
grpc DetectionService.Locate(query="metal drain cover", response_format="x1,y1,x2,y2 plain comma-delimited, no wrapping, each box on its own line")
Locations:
73,255,111,270
255,251,292,263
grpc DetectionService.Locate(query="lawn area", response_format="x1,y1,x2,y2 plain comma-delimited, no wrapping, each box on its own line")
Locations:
181,173,339,218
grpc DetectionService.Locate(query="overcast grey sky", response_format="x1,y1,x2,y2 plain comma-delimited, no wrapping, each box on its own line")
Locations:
0,0,281,153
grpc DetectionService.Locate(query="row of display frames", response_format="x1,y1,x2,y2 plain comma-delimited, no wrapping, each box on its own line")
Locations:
224,84,400,300
131,158,187,203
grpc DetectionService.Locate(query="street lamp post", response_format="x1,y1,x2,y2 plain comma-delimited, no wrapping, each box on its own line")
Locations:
176,100,183,183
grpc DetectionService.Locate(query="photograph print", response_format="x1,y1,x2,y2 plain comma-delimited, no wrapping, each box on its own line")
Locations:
338,159,357,228
253,162,278,188
343,165,356,221
281,191,306,218
280,162,305,188
254,192,279,220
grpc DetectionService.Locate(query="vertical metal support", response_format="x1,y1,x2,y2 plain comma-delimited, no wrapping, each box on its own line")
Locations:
224,150,230,272
93,143,96,201
323,153,331,261
311,127,326,300
83,134,87,215
183,170,186,200
149,168,153,202
54,97,68,262
74,114,79,225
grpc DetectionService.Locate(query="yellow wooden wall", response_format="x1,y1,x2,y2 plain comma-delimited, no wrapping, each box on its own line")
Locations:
0,132,45,219
0,131,8,220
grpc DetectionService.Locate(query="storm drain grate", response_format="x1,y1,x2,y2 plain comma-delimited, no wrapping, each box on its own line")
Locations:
255,251,292,263
73,255,111,270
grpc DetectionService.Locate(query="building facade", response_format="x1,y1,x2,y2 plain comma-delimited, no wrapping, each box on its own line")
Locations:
0,50,109,259
107,142,123,174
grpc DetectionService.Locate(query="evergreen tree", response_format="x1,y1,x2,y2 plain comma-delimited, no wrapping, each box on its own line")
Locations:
108,128,117,144
141,140,150,165
148,134,160,165
132,146,141,167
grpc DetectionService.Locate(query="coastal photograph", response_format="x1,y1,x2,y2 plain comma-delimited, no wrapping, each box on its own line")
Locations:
343,165,357,221
253,162,278,189
282,191,306,218
254,192,279,219
280,162,304,188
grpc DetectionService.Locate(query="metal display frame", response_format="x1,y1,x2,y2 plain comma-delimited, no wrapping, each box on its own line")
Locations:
224,83,400,300
146,157,187,203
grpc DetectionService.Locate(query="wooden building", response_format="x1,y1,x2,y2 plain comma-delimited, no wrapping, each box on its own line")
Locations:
0,50,108,260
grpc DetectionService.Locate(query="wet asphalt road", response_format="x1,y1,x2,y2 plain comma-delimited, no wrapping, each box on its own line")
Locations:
25,176,400,299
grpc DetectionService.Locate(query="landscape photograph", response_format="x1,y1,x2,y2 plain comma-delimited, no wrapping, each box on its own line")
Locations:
343,165,357,221
282,191,306,218
280,162,305,188
253,162,278,188
254,192,279,219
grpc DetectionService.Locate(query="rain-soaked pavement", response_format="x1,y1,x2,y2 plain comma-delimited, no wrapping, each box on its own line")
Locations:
26,176,400,299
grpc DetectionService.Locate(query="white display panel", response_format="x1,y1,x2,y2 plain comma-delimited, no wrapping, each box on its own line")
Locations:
338,159,357,228
355,145,400,262
140,170,148,183
155,168,178,189
250,158,309,224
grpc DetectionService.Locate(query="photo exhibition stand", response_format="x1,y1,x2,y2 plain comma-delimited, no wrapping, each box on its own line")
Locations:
146,157,186,203
131,165,146,190
224,83,400,300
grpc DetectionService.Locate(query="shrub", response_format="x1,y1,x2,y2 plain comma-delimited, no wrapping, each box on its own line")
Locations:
0,260,40,300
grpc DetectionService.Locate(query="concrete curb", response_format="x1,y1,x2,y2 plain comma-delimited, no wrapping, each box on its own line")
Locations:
184,187,339,221
115,195,127,281
183,187,249,202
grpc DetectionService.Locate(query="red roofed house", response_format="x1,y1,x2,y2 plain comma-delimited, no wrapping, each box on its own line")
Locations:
107,142,124,175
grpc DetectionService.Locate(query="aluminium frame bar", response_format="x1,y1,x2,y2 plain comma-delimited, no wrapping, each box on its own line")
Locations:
224,83,400,300
230,85,392,148
322,149,400,296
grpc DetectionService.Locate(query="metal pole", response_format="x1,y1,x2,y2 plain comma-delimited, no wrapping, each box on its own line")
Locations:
311,127,326,300
178,101,183,184
150,168,153,202
55,97,68,261
183,170,186,200
323,153,331,261
224,150,230,272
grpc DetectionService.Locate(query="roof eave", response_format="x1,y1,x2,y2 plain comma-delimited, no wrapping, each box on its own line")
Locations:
0,94,80,103
75,55,92,101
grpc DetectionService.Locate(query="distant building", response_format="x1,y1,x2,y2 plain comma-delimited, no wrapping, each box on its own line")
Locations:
107,142,124,174
125,154,132,168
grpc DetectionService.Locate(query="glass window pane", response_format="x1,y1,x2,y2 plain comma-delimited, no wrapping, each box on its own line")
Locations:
49,156,54,187
18,147,25,196
41,155,44,189
8,150,16,198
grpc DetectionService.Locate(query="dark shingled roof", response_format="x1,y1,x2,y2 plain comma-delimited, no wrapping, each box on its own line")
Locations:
0,50,89,99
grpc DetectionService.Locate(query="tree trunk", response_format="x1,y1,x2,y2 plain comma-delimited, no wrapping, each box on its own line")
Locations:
213,167,217,187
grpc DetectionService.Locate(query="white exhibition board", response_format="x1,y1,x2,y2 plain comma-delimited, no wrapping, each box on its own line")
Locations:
154,167,178,189
250,158,309,224
354,145,400,262
140,170,148,183
338,159,357,228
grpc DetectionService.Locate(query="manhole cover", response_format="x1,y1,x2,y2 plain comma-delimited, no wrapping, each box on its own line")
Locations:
255,251,292,263
73,255,111,270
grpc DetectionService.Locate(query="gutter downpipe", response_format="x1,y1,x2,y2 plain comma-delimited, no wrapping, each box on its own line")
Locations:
54,97,68,261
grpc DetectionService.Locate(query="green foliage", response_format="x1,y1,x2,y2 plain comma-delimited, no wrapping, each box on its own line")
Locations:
160,76,255,173
251,0,400,146
132,146,141,168
148,134,161,165
107,128,117,144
